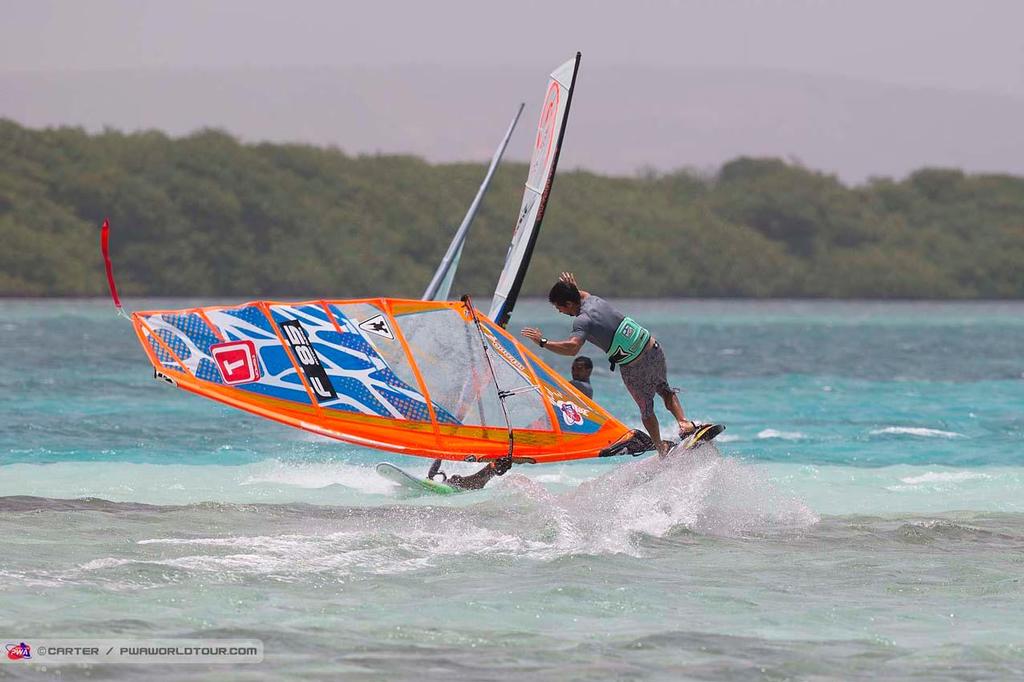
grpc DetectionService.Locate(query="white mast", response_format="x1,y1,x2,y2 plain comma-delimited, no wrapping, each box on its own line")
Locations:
422,104,525,301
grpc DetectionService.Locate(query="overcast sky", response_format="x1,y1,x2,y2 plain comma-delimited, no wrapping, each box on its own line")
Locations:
3,0,1023,181
5,0,1023,95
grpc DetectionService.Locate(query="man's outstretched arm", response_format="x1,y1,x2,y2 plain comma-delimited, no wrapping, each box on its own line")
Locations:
521,327,585,356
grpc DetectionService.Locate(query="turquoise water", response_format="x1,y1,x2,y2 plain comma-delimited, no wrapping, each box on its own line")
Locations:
2,299,1023,679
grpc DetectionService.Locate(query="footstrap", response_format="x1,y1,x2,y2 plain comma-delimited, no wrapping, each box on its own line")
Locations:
599,430,656,457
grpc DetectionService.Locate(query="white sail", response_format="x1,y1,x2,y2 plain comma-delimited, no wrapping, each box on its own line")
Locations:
487,53,581,326
422,104,525,301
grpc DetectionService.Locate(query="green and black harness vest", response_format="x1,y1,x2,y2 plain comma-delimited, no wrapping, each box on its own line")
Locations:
606,316,651,371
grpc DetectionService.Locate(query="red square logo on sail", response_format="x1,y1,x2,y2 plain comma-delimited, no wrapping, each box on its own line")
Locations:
210,340,260,385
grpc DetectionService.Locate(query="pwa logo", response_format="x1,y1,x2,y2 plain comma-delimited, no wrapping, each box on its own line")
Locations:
210,340,261,385
6,642,31,660
556,400,584,426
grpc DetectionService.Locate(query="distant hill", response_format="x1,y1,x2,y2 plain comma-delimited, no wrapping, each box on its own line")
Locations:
3,66,1024,183
1,120,1022,299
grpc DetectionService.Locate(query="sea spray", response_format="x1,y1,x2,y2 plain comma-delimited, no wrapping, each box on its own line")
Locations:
486,446,819,556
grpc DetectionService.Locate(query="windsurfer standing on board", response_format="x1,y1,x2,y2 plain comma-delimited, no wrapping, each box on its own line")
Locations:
521,272,698,456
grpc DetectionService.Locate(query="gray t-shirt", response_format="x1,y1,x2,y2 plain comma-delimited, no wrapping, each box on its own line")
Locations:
570,378,594,398
569,295,625,353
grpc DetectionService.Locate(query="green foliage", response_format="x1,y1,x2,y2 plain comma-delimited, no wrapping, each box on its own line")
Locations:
1,120,1022,299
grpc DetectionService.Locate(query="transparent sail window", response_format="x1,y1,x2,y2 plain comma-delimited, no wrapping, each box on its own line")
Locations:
395,308,552,431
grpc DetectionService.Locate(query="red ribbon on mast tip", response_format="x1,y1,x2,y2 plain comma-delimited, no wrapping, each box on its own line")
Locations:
100,219,125,315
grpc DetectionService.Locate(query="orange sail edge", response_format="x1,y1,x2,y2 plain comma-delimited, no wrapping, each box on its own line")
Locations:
164,370,634,465
128,297,638,465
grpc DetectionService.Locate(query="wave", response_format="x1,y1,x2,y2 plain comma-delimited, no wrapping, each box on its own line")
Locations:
884,517,1024,547
757,429,806,441
45,447,817,585
9,460,1024,591
883,469,998,494
772,464,1024,515
870,426,964,439
5,457,1024,518
33,507,1024,591
239,459,394,495
898,471,991,485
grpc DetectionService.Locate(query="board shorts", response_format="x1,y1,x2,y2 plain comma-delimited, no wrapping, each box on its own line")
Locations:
618,340,677,420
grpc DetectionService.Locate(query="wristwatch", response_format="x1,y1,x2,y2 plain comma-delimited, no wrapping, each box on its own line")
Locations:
539,337,548,348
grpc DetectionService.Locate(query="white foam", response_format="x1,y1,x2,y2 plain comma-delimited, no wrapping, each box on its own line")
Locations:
529,465,592,486
757,429,806,441
533,473,575,484
0,568,70,588
870,427,964,439
138,532,348,548
80,557,135,571
240,459,394,495
899,471,991,485
101,520,557,577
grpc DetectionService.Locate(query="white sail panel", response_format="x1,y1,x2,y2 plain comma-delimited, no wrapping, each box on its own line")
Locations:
488,53,581,326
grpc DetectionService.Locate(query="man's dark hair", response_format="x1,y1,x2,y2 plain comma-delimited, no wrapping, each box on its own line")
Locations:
573,356,593,370
549,281,581,306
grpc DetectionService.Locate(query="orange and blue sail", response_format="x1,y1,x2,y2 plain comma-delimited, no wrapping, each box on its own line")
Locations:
133,298,632,463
